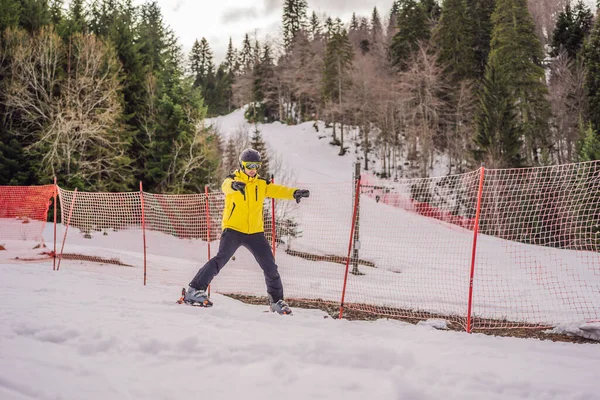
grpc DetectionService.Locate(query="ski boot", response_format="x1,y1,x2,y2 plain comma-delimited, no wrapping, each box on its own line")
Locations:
269,295,292,315
179,286,213,307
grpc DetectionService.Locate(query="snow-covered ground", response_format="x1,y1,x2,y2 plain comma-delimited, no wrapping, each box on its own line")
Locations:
1,262,600,400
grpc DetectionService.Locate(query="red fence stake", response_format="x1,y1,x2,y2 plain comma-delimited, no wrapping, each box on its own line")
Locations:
339,174,362,320
205,185,211,259
139,182,147,286
271,175,276,256
53,177,57,271
204,185,212,298
466,166,485,333
57,188,78,271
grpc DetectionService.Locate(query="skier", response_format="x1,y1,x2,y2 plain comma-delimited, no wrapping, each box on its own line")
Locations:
183,148,310,314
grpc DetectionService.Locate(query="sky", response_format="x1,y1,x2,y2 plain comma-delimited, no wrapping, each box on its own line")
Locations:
146,0,395,64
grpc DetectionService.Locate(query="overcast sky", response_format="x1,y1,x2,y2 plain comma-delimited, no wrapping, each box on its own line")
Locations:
146,0,395,64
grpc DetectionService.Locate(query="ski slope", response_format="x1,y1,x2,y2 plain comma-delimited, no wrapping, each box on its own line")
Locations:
1,262,600,400
206,109,600,326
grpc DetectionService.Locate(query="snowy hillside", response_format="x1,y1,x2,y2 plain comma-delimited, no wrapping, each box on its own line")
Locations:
2,108,600,400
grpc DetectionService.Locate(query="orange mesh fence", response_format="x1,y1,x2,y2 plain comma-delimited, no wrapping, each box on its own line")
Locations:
56,187,144,279
141,191,214,286
29,161,600,331
355,172,481,327
472,162,600,329
0,185,55,262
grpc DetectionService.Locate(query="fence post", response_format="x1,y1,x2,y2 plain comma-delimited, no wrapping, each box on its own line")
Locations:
205,185,212,298
53,177,57,271
271,174,276,256
339,170,362,319
205,185,211,259
139,182,147,286
466,166,485,333
57,188,78,271
351,162,363,275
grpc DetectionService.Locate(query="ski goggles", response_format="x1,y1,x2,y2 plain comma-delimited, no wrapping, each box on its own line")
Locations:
242,161,262,170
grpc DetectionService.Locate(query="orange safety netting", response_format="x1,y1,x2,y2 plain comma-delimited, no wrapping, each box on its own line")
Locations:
10,160,597,331
0,185,55,242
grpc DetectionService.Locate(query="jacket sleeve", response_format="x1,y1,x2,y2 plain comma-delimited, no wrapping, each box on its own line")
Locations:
221,177,235,195
265,182,297,200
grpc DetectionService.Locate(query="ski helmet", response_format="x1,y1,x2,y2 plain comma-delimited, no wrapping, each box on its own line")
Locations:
239,148,262,169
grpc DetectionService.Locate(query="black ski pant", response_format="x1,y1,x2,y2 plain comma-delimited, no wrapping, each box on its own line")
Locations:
189,228,284,302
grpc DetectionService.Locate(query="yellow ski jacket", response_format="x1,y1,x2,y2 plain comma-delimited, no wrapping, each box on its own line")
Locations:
221,169,297,234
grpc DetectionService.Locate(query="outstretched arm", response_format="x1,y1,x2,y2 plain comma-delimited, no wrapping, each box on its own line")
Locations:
265,182,297,200
266,182,310,203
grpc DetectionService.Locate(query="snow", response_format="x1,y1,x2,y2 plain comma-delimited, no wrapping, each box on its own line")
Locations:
548,322,600,342
2,108,600,399
1,262,600,400
417,319,450,330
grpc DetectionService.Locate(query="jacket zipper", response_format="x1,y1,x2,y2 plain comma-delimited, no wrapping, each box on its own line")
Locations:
228,202,236,220
255,186,258,201
247,183,251,232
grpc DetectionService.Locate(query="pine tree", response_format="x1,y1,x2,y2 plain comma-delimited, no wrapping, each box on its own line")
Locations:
64,0,87,35
386,1,400,39
551,0,593,59
224,37,237,74
309,11,321,40
421,0,442,21
371,7,383,44
323,28,354,155
253,37,261,66
573,122,600,249
240,33,252,70
465,0,495,79
138,2,166,72
433,0,476,82
389,0,430,69
0,130,38,185
189,39,202,75
324,16,338,38
0,0,22,31
223,138,239,173
250,128,270,178
49,0,63,26
579,122,600,161
487,0,551,165
474,63,523,168
584,17,600,133
19,0,51,32
282,0,308,49
258,42,277,121
190,37,214,80
350,13,359,31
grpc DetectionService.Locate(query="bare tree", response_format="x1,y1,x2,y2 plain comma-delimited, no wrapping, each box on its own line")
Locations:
2,28,127,187
2,27,62,146
349,53,379,170
397,42,447,177
166,124,218,193
528,0,567,48
232,66,255,113
548,50,586,163
446,79,477,174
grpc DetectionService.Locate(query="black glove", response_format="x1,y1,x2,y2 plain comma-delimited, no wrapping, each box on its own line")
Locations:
231,181,246,196
293,189,310,203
